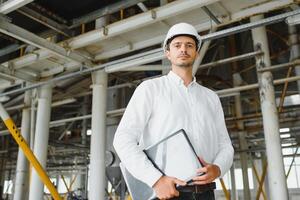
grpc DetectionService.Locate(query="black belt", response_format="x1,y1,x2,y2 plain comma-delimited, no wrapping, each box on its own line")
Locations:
177,182,216,193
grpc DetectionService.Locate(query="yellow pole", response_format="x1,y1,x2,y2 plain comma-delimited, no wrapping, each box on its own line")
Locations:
0,103,62,200
256,161,268,200
252,161,267,200
219,178,230,200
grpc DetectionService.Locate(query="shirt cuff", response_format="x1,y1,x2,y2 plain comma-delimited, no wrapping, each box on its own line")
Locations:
145,170,163,187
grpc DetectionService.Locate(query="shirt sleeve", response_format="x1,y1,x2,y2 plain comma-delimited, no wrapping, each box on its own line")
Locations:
113,81,162,187
212,95,234,177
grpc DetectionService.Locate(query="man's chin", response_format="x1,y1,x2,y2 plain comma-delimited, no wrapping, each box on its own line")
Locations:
176,62,193,68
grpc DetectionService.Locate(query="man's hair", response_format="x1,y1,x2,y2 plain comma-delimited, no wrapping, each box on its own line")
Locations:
165,34,198,51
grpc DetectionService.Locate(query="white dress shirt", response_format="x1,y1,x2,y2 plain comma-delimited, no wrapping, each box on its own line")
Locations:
113,71,234,187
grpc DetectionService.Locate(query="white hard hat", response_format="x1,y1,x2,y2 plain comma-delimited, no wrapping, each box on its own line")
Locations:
163,23,201,52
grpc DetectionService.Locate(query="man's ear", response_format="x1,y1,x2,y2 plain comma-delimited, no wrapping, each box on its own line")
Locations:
165,50,171,60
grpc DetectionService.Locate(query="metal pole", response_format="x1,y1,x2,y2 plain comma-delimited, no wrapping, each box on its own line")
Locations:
89,70,108,200
0,103,61,200
81,96,88,198
230,163,237,200
288,25,300,93
233,73,251,200
251,14,288,200
13,87,31,200
28,84,54,200
197,50,263,70
30,89,36,149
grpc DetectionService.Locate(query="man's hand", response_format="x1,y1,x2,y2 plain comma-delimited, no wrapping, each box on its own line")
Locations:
193,158,221,185
153,176,186,199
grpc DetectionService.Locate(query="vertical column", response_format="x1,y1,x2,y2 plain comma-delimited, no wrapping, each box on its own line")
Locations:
160,0,171,75
251,15,288,200
81,96,88,198
288,25,300,92
233,73,251,200
89,70,108,200
230,163,237,200
0,138,5,198
13,88,31,200
30,89,37,149
28,84,52,200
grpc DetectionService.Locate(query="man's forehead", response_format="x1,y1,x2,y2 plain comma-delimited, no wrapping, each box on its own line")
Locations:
170,36,196,44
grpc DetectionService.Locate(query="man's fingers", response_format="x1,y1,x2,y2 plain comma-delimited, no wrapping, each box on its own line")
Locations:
193,173,208,181
173,178,186,186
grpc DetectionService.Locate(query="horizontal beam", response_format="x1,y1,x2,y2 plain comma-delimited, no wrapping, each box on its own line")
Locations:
1,0,293,73
0,64,37,82
0,17,92,67
17,6,71,37
0,0,33,14
68,0,219,49
70,0,147,28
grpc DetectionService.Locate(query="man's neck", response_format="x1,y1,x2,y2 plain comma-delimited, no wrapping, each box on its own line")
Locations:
171,66,193,86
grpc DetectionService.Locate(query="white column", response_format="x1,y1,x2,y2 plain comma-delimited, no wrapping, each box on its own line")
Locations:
251,14,288,200
230,163,237,200
288,25,300,92
28,84,52,200
80,96,88,198
233,73,251,200
13,88,31,200
89,70,107,200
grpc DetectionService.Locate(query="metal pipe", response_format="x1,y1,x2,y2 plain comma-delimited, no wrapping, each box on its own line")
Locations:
0,108,126,136
202,6,221,24
197,50,263,70
257,60,300,72
28,84,53,200
89,70,107,200
233,73,251,200
193,26,217,75
13,87,31,200
251,15,288,200
0,48,162,97
201,8,300,42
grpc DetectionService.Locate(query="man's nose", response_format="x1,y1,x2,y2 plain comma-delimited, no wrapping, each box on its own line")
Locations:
180,45,187,52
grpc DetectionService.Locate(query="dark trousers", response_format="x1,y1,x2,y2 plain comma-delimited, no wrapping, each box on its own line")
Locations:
170,190,215,200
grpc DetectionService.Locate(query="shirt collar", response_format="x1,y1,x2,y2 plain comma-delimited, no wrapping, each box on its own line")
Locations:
167,70,197,86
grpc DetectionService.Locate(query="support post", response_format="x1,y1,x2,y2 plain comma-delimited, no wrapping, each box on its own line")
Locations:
89,70,108,200
13,88,31,200
28,84,53,200
251,14,288,200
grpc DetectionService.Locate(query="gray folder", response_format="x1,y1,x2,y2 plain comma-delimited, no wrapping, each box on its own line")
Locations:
120,129,204,200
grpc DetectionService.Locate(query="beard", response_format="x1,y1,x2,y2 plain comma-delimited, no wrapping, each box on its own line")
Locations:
174,59,195,68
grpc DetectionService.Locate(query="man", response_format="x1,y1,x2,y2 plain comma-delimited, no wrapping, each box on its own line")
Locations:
113,23,234,200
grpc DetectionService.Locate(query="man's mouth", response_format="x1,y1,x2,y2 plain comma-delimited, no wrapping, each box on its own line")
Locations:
178,55,190,58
